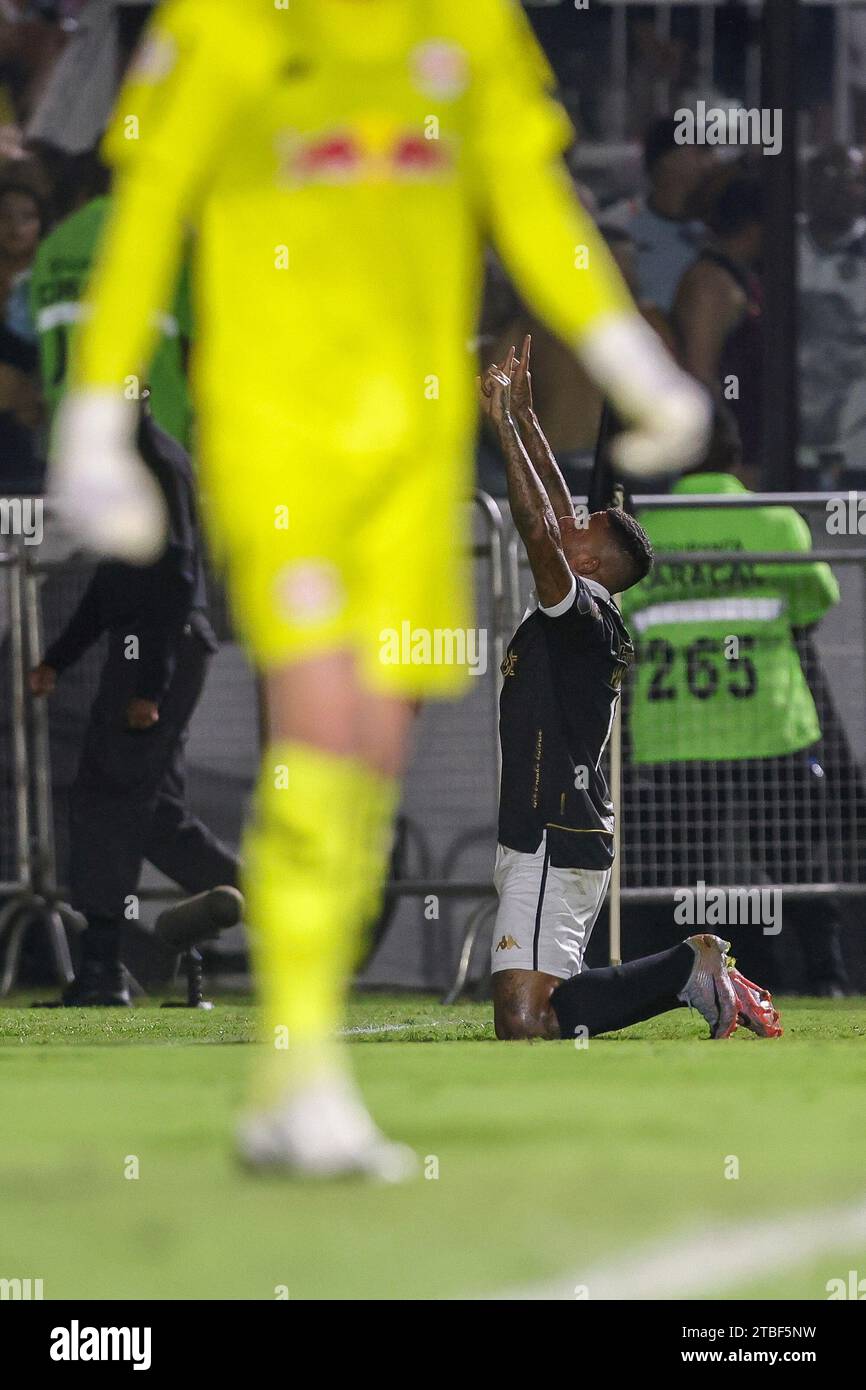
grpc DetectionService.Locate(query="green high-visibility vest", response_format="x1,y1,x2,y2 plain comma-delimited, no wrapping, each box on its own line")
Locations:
30,196,193,446
620,473,839,763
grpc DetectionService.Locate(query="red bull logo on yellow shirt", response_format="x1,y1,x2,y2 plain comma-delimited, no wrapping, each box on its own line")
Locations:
277,127,456,185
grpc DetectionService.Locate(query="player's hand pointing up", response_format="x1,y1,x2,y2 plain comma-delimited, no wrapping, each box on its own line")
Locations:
479,346,515,431
509,334,534,420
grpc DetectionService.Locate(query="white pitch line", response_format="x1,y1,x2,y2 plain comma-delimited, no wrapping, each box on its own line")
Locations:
341,1022,420,1036
340,1020,461,1036
494,1195,866,1301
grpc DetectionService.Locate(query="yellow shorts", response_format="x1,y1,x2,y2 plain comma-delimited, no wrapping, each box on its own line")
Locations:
200,433,475,698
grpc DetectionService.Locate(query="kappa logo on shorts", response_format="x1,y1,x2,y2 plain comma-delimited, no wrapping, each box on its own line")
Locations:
275,562,345,625
495,935,521,952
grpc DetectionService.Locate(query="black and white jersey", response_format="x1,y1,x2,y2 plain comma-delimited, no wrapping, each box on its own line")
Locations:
497,574,634,870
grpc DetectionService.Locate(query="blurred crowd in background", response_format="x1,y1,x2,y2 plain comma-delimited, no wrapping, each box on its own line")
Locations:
0,1,864,499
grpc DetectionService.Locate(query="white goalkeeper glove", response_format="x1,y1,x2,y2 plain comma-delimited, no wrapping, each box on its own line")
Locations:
49,390,168,564
578,315,712,479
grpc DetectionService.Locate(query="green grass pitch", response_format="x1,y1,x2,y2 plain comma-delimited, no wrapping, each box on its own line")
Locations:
0,994,864,1300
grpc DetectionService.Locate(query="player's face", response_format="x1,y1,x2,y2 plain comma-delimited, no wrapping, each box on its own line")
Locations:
560,513,609,578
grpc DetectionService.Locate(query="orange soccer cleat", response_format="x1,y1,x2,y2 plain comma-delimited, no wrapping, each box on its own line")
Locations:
726,963,784,1038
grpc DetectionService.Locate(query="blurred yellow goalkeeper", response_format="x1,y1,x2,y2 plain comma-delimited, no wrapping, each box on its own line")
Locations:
50,0,709,1180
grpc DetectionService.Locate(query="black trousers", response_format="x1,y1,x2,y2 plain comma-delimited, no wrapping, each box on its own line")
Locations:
69,628,239,922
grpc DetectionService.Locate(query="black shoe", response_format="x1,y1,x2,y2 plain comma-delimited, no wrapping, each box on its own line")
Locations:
155,886,244,955
60,960,132,1007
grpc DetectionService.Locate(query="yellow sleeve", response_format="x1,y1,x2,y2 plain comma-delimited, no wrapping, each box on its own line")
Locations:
466,0,635,342
74,0,274,391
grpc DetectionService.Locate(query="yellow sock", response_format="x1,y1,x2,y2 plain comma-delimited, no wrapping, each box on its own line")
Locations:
243,741,397,1104
352,764,400,972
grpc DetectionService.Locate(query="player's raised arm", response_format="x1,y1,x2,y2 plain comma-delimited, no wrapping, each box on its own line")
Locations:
467,0,710,479
509,334,575,523
480,349,573,610
50,0,277,563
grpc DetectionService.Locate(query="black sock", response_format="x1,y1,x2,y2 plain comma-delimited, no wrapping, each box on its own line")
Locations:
551,942,694,1039
80,916,122,969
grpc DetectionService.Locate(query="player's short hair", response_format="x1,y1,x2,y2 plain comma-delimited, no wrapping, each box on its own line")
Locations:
605,507,654,590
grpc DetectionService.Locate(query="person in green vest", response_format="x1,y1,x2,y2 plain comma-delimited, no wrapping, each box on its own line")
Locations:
29,155,193,447
621,423,838,764
621,413,849,993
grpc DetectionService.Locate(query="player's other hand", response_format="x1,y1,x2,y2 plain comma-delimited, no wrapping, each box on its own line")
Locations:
509,333,534,420
29,662,57,697
478,346,516,431
49,390,168,565
126,698,159,731
612,376,711,478
578,315,712,478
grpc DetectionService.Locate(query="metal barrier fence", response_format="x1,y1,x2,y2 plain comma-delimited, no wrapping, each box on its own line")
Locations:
1,490,863,996
0,543,27,896
485,490,866,993
0,496,510,995
0,535,76,992
511,500,861,911
504,492,866,885
0,518,261,994
371,488,866,994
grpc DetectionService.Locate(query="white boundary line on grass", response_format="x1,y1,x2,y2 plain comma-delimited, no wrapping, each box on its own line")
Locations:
340,1020,463,1036
494,1195,866,1300
341,1022,424,1036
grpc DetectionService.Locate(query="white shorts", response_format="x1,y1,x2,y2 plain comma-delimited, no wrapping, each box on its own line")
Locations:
490,834,610,980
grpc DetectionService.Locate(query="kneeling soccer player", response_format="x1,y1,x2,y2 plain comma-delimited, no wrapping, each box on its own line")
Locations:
481,343,782,1043
49,1,711,1178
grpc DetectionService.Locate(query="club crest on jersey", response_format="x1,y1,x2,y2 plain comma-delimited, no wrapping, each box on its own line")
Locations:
410,40,468,99
501,648,518,678
275,561,345,625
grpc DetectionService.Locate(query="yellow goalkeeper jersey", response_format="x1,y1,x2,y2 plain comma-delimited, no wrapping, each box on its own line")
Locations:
75,0,632,458
70,0,639,688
